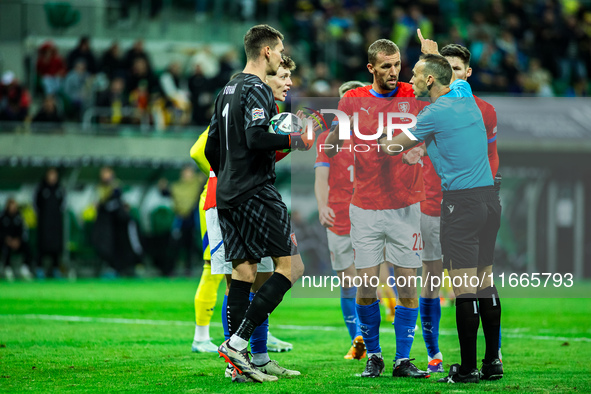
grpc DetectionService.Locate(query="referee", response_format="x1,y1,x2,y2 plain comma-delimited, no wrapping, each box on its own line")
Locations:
204,24,312,383
379,51,502,383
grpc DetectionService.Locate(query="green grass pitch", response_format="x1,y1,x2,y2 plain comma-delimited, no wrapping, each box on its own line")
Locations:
1,279,590,392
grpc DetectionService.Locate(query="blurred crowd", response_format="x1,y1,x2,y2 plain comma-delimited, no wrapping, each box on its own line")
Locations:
278,0,591,97
0,166,209,280
1,37,239,129
1,0,591,130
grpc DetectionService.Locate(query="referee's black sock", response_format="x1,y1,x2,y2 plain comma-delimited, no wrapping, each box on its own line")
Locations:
478,285,502,363
227,279,252,337
235,272,292,342
455,294,479,375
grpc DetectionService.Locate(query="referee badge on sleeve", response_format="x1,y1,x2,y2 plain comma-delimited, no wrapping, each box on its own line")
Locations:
252,108,265,120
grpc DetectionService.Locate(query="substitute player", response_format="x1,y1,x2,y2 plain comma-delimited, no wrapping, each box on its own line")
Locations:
206,25,313,383
380,52,502,384
315,80,366,360
324,39,429,379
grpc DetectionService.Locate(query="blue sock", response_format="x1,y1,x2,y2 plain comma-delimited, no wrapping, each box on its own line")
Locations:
356,301,381,354
394,305,419,361
249,291,268,354
499,326,502,350
222,294,230,340
341,287,360,342
419,297,441,358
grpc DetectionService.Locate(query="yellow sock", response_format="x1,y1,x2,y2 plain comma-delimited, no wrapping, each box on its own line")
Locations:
194,263,224,326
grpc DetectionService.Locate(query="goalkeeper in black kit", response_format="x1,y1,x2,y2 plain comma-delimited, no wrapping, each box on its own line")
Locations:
204,24,313,383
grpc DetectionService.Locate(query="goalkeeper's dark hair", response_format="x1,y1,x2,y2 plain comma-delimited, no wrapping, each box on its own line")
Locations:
281,55,296,71
420,54,453,86
244,24,284,61
368,39,399,65
440,44,471,67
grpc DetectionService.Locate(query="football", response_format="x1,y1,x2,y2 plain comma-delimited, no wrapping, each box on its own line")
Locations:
268,112,303,135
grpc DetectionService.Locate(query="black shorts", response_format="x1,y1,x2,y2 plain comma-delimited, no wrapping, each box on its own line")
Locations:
218,183,297,261
441,186,501,270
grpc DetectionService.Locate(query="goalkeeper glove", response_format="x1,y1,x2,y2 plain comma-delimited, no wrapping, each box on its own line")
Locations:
290,133,314,151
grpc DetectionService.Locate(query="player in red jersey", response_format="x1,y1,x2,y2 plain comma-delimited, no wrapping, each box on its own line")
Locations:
315,81,366,360
324,39,429,379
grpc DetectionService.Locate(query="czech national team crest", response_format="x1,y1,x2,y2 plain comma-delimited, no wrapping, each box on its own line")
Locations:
398,101,410,122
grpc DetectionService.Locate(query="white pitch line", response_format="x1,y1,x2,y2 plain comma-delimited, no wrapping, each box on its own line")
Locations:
1,314,590,342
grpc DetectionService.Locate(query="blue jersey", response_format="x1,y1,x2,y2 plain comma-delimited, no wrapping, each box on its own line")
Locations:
409,79,493,191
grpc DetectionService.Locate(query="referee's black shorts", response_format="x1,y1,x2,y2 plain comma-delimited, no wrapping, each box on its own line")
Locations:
218,183,297,261
441,185,501,270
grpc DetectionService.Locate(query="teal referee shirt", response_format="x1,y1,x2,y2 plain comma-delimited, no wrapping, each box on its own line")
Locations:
409,79,493,191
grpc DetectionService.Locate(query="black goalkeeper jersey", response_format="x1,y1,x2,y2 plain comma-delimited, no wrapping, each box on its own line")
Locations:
206,73,279,209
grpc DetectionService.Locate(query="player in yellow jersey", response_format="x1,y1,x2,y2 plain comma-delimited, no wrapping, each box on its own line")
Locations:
190,127,225,353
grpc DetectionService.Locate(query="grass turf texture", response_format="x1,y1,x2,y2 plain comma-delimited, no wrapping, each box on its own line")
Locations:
1,279,590,392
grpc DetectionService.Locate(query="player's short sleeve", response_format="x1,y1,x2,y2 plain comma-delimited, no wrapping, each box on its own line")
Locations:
408,106,436,142
314,131,330,168
244,84,275,130
485,104,498,143
190,127,210,175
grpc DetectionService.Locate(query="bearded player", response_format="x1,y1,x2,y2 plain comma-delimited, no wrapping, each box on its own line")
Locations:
410,40,502,372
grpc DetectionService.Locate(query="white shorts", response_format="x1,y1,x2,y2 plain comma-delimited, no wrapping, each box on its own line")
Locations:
326,230,354,272
350,203,422,269
206,207,274,275
421,212,442,262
